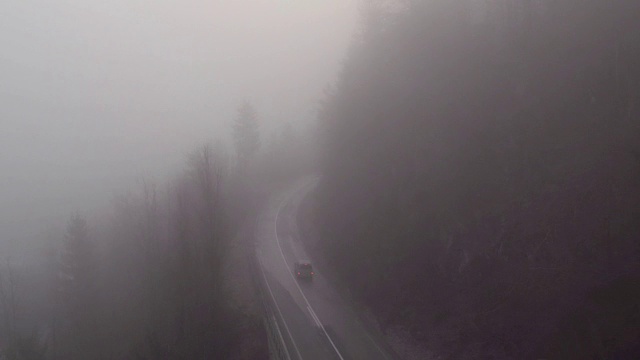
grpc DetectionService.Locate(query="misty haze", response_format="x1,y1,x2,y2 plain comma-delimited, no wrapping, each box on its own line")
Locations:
1,1,639,359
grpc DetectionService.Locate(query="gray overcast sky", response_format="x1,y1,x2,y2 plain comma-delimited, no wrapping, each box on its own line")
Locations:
1,0,358,257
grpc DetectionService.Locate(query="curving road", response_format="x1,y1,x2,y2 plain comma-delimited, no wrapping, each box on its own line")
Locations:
255,180,394,360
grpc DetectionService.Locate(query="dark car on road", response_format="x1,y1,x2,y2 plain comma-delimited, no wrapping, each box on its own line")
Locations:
294,260,314,280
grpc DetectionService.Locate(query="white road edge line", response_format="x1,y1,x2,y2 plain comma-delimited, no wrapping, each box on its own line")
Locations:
365,332,390,360
272,317,292,360
307,306,322,327
258,257,301,360
275,194,346,360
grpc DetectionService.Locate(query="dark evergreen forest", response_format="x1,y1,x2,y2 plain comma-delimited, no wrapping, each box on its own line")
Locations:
314,1,640,358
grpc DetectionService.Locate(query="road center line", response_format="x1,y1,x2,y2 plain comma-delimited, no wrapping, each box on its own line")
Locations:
258,256,302,360
275,193,346,360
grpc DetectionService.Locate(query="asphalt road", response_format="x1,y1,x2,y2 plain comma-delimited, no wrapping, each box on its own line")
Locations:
255,180,393,360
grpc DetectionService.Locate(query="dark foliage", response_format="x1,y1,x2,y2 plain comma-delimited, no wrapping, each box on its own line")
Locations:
316,1,640,358
233,101,261,171
42,144,267,359
1,334,47,360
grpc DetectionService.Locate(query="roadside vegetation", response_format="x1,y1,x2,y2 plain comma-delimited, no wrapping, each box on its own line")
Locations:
314,1,640,358
3,1,639,359
44,129,262,358
0,102,309,359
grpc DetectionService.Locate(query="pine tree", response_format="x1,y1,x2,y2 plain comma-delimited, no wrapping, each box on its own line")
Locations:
232,101,260,171
58,214,95,327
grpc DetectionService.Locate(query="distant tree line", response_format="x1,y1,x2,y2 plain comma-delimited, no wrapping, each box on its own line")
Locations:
257,120,318,189
43,143,265,360
315,0,640,358
1,103,273,359
0,75,290,360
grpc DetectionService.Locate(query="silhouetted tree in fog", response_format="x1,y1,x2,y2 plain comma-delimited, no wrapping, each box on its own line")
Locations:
0,259,18,342
37,140,269,359
232,101,261,172
59,215,95,322
56,213,97,358
187,144,229,308
0,258,48,359
257,120,318,188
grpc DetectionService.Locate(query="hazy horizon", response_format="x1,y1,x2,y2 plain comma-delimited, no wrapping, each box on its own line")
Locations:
1,0,358,258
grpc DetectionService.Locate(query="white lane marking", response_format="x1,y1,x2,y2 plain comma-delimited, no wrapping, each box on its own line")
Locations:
365,332,390,360
275,195,346,360
258,257,301,360
307,306,322,327
272,317,292,360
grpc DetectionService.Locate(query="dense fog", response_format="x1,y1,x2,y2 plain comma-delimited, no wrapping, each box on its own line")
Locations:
1,1,639,359
1,0,356,258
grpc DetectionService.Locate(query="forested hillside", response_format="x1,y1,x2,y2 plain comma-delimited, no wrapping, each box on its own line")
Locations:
314,1,640,358
0,102,287,359
0,93,315,359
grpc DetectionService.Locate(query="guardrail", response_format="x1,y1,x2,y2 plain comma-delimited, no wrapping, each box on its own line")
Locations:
248,252,292,360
